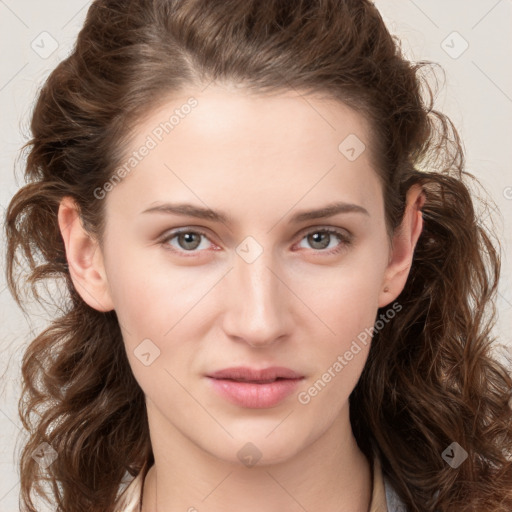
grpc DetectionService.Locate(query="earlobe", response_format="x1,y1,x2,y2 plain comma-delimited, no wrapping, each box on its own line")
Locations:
57,196,114,312
378,184,426,308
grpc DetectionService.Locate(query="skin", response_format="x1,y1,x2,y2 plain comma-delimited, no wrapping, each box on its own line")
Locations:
58,84,425,512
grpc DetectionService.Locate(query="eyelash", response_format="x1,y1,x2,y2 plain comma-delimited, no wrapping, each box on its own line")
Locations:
158,226,353,257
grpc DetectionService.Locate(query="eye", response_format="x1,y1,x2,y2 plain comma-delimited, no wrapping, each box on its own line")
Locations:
295,227,353,255
159,228,216,255
158,226,353,257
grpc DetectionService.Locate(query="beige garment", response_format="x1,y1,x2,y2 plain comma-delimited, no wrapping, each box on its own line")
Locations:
114,453,389,512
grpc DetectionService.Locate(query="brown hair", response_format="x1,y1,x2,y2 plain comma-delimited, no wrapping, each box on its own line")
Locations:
4,0,512,510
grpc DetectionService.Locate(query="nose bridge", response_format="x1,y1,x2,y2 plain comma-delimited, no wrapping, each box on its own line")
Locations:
223,243,291,346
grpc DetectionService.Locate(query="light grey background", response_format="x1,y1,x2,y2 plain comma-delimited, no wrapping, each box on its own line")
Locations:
1,1,511,509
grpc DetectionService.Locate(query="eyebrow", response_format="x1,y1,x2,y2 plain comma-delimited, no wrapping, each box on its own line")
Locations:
141,201,369,223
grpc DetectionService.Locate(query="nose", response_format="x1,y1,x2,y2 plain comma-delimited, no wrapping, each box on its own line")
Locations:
221,248,294,348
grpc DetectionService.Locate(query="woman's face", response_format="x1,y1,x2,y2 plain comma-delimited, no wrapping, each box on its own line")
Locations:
62,85,421,466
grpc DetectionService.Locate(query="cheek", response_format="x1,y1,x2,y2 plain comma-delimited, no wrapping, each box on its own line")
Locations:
105,242,193,332
103,248,172,359
289,247,386,392
296,256,384,337
294,275,380,414
315,283,378,373
104,247,217,369
107,265,194,396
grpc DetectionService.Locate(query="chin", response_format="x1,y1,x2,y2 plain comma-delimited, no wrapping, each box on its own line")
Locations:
204,425,311,468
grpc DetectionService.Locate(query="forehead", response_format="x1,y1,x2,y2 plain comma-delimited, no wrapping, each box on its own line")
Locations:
104,85,382,224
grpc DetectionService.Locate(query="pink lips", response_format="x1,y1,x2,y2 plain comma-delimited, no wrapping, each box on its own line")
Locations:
206,366,304,408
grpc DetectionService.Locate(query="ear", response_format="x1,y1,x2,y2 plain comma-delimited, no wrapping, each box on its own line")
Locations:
378,183,426,308
57,196,114,312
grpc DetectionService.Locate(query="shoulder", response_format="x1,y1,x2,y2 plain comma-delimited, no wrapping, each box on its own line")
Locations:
372,452,409,512
113,469,145,512
383,473,409,512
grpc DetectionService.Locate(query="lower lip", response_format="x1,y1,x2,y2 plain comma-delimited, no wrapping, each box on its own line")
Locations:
207,377,303,408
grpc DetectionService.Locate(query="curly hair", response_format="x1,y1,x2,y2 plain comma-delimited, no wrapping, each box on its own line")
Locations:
4,0,512,510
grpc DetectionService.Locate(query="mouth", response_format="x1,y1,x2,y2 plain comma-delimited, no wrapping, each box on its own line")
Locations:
207,366,304,382
216,377,293,384
206,366,304,408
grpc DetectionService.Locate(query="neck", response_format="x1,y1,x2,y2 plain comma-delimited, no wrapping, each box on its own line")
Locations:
141,402,372,512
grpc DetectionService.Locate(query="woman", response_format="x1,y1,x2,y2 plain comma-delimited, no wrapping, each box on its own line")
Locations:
5,0,512,511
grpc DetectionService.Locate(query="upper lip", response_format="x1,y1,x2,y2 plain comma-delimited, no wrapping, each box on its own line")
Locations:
207,366,304,381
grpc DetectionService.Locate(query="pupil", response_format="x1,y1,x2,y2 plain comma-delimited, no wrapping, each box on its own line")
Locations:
310,232,329,249
180,233,200,250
